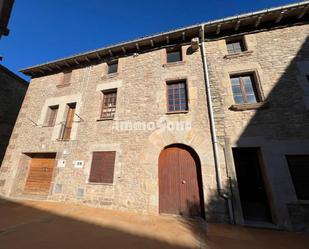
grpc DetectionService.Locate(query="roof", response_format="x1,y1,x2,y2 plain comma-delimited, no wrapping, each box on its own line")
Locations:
0,64,28,86
20,1,309,77
0,0,14,37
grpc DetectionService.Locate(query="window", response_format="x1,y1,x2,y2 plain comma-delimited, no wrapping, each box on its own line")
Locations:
226,38,246,54
306,75,309,83
166,47,182,63
62,70,72,85
101,90,117,119
286,155,309,200
61,103,76,140
89,151,116,184
230,74,260,104
107,61,118,74
167,80,188,112
45,105,59,127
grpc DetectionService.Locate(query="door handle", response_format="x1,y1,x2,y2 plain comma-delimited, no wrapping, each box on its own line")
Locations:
181,180,186,184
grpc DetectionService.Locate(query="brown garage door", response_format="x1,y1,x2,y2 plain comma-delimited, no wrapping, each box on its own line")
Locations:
159,145,203,217
24,157,56,194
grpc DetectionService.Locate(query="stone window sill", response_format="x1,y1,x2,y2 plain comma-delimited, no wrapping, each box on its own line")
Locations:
229,101,269,111
101,73,119,80
165,110,189,115
96,118,114,122
87,181,113,186
224,50,253,59
56,83,71,88
163,61,186,68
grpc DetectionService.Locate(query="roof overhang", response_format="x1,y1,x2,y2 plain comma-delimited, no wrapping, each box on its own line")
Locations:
0,0,14,37
20,1,309,77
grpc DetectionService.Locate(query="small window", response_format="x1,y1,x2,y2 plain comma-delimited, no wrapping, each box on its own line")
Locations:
166,47,182,63
45,105,59,127
101,90,117,119
286,155,309,200
62,70,72,85
107,61,118,74
230,74,260,104
89,151,116,184
167,80,188,112
306,75,309,83
226,38,246,54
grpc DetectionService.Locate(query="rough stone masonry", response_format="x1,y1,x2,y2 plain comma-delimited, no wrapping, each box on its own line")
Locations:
0,2,308,232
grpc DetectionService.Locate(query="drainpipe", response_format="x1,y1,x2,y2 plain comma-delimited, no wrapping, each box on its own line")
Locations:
199,24,234,224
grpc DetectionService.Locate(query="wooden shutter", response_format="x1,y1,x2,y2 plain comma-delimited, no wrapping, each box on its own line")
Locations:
62,103,76,140
89,151,116,183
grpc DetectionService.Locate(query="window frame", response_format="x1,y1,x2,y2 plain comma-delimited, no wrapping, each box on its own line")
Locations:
166,46,183,63
107,60,118,75
166,79,189,114
226,37,247,54
45,105,59,127
100,89,117,120
229,72,262,105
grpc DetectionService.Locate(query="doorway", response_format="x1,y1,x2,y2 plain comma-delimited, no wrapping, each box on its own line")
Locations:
158,144,204,217
232,147,272,222
24,153,56,194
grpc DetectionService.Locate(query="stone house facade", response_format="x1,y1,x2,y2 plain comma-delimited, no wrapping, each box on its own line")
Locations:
0,2,308,231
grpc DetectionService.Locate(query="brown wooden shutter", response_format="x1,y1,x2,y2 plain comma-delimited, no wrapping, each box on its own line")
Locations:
62,103,76,140
89,151,116,183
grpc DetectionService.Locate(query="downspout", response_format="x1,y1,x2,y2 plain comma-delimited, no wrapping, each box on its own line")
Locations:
199,24,234,224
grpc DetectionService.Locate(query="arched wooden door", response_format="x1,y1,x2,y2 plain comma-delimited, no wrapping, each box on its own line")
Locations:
159,145,203,217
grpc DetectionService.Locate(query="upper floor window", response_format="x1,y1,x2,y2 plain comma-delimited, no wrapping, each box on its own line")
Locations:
101,90,117,119
61,70,72,85
230,74,260,104
226,38,246,54
166,46,182,63
286,155,309,200
167,80,188,112
45,105,59,127
107,61,118,74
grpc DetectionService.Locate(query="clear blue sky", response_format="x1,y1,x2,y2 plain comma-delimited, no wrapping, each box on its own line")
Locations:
0,0,301,80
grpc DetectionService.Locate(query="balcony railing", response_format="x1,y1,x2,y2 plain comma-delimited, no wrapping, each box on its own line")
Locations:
58,122,72,141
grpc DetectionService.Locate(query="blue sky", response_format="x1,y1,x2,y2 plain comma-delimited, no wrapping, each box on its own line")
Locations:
0,0,301,80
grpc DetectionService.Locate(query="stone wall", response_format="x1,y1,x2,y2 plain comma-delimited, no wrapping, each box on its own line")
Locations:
206,24,309,230
0,44,226,220
0,23,309,231
0,65,28,166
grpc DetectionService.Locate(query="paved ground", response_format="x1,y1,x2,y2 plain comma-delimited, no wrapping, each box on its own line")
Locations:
0,198,308,249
